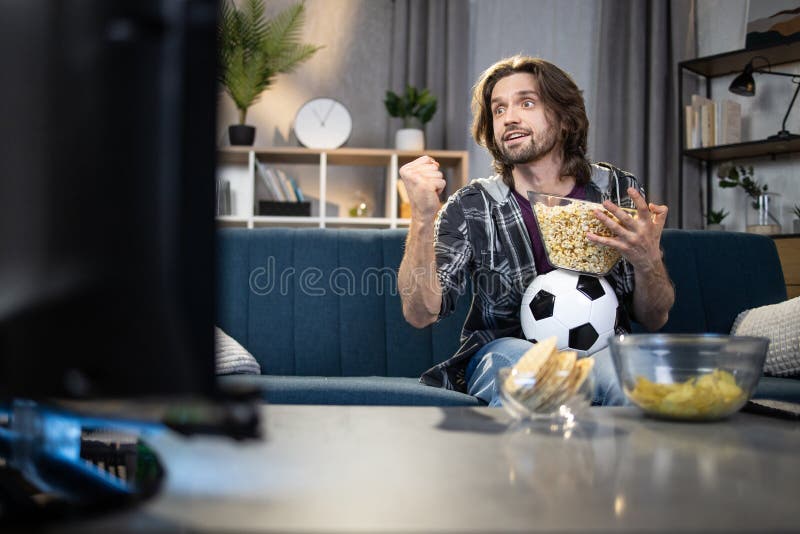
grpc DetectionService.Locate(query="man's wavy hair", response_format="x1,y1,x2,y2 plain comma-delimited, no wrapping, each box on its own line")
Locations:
471,55,591,187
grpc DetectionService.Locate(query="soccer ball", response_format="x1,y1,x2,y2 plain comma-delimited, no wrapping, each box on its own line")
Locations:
520,269,619,356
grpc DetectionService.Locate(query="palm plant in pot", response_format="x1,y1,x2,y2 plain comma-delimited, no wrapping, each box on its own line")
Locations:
384,85,437,150
218,0,321,145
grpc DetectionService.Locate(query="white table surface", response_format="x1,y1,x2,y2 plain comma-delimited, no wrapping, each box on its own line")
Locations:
56,405,800,533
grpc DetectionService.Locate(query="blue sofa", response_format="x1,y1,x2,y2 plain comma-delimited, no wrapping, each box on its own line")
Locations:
217,228,799,405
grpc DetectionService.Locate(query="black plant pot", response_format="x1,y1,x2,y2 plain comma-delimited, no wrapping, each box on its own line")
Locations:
229,125,255,146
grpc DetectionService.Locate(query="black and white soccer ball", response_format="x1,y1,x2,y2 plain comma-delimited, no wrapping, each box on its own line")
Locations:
520,269,619,356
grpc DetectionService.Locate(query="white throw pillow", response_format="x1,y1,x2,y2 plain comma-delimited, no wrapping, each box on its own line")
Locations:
215,327,261,375
730,297,800,377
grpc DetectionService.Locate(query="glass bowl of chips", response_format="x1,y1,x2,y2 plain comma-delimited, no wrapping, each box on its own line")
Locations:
529,192,636,276
609,333,768,421
497,338,595,421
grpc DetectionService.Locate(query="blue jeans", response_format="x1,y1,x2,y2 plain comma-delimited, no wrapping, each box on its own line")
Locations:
465,337,629,407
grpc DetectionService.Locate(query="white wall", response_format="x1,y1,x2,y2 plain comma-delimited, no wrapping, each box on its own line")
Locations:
700,0,800,233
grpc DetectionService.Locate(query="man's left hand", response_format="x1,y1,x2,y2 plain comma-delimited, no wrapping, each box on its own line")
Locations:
587,187,668,272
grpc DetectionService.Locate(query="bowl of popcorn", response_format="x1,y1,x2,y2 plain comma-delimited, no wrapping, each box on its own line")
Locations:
609,334,768,421
529,192,636,276
498,337,595,421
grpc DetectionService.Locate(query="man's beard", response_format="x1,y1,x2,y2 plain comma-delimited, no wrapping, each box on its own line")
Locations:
498,128,558,165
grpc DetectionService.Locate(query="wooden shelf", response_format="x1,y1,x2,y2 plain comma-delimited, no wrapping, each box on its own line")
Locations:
682,136,800,162
216,147,468,229
680,40,800,77
678,40,800,225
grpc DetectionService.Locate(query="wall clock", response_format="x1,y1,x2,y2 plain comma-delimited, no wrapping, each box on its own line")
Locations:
294,97,352,149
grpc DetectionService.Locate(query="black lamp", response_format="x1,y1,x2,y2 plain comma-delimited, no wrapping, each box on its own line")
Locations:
729,56,800,140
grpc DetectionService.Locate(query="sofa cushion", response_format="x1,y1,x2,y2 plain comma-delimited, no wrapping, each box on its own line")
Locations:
215,327,261,375
731,297,800,377
216,228,470,378
656,230,787,334
218,375,482,406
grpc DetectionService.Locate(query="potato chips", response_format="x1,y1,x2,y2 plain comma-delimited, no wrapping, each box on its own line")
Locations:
503,337,594,413
626,369,746,419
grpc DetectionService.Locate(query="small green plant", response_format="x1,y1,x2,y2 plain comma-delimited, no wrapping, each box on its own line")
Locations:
384,85,438,128
218,0,322,125
717,163,767,209
706,208,729,225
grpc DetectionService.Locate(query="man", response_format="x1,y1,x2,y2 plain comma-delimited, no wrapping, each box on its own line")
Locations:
397,55,674,406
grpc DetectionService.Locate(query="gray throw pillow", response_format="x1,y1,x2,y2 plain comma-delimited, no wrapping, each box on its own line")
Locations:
215,327,261,375
731,297,800,377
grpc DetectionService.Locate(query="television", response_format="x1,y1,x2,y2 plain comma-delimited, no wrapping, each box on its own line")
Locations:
0,0,256,521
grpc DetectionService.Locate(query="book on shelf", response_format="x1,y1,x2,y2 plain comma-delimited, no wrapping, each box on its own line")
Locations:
216,178,231,216
254,158,306,203
274,169,298,202
716,99,741,145
255,159,283,201
685,94,741,149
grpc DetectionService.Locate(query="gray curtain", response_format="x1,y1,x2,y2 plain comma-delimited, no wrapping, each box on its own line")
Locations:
387,0,470,150
593,0,700,228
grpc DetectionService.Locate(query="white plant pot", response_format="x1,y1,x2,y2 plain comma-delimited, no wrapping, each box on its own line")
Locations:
395,128,425,151
706,223,725,231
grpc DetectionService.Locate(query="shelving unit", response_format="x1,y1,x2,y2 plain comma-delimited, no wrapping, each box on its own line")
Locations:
215,147,468,229
678,40,800,222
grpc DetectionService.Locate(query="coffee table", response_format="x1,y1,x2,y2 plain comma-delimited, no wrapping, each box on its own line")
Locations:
59,405,800,532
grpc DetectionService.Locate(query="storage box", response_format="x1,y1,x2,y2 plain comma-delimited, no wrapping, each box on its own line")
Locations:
258,201,311,217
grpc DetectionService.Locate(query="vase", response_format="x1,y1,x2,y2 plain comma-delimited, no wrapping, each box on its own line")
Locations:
706,223,725,231
745,192,782,235
229,125,255,146
395,128,425,151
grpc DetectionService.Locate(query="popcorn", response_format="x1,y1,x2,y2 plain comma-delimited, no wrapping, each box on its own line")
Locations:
533,197,633,275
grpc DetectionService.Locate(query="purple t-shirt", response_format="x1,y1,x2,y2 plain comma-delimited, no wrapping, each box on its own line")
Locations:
511,184,586,275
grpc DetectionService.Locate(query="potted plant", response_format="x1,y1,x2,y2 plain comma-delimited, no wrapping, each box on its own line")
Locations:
384,85,437,150
793,204,800,234
717,163,782,234
218,0,321,145
706,208,729,231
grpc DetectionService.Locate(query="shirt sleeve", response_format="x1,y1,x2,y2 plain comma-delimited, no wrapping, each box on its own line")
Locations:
608,170,643,322
434,193,473,321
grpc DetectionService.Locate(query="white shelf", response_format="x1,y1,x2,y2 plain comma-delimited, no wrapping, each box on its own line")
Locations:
215,147,468,229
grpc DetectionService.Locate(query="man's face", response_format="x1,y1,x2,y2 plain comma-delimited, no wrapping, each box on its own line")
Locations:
490,72,558,166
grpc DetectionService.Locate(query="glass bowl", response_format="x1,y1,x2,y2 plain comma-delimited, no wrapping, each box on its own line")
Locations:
609,334,769,421
497,365,594,422
529,192,636,276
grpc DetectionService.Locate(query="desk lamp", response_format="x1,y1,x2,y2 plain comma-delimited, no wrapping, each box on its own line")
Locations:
729,56,800,140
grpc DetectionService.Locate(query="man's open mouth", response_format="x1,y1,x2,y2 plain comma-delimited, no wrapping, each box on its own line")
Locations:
504,131,530,142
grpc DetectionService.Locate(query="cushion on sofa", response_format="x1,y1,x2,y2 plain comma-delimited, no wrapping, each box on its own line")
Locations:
731,297,800,377
215,327,261,375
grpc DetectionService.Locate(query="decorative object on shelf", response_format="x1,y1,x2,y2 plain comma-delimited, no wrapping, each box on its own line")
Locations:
792,204,800,234
745,7,800,49
746,191,782,235
384,85,437,150
717,163,781,234
258,200,311,217
294,98,352,149
348,190,372,218
728,56,800,140
706,208,729,231
218,0,322,146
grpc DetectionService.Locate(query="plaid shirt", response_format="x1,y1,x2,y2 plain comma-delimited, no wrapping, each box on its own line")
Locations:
419,162,642,393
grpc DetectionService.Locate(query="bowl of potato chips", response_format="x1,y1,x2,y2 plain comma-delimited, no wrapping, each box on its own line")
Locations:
609,334,768,421
498,337,595,421
528,192,637,276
